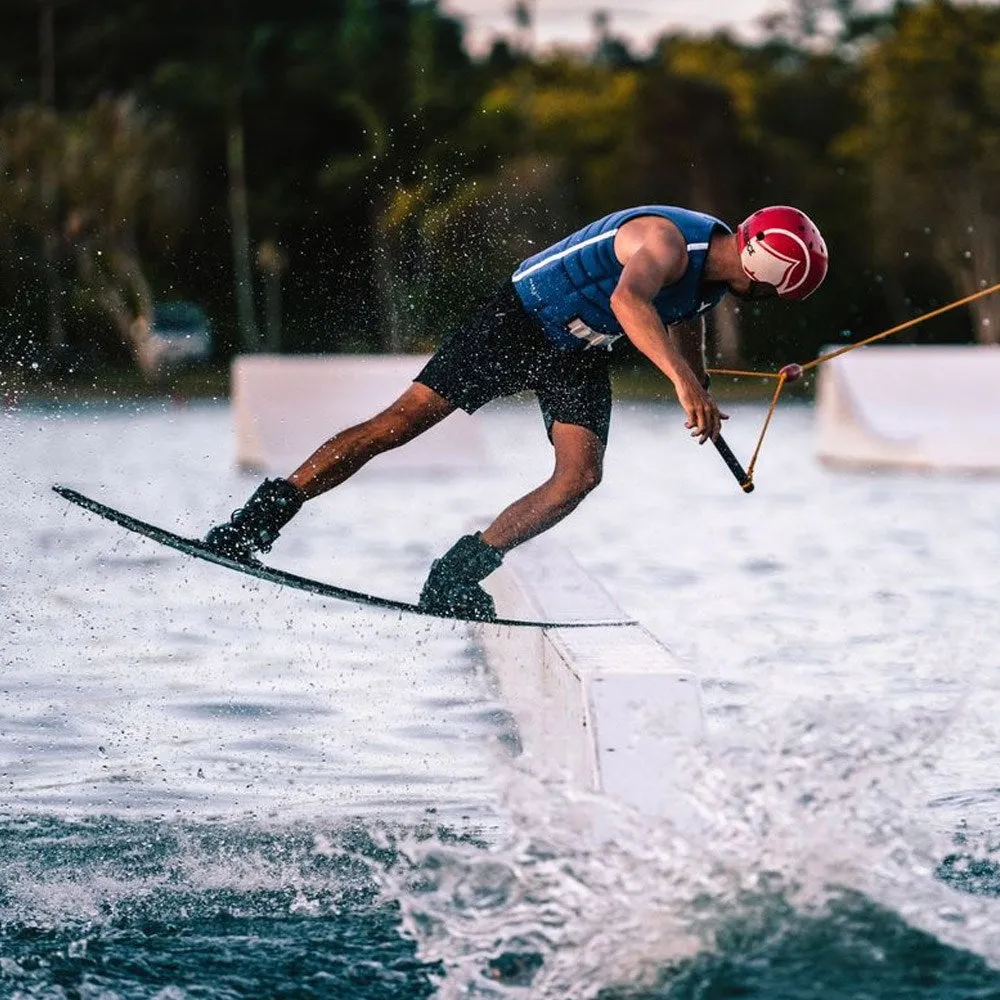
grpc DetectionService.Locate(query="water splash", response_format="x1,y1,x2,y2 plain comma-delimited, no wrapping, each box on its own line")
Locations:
383,702,1000,998
2,704,1000,998
0,816,439,999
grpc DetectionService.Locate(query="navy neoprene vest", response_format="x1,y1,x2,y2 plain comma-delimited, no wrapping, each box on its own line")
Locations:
512,205,731,350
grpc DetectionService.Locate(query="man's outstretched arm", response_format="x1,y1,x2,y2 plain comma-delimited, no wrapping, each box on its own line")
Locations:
610,219,724,443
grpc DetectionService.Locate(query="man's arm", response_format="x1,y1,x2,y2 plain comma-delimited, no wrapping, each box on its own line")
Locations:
610,219,725,443
669,317,708,386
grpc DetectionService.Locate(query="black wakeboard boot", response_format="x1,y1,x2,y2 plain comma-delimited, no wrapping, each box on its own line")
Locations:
419,533,504,622
203,478,305,563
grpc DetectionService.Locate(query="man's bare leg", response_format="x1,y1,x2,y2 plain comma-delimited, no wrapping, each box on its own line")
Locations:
480,421,605,553
203,382,454,559
418,421,604,619
288,382,456,499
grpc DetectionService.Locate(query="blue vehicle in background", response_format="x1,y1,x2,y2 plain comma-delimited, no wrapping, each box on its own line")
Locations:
145,301,212,372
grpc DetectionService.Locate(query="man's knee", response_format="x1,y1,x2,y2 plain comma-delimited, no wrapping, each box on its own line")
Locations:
549,422,604,505
576,462,603,495
553,461,603,504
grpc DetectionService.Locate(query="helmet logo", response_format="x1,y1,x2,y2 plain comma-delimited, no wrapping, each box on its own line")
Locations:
740,228,810,295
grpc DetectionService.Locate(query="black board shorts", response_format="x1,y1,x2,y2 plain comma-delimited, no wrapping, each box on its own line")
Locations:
415,282,612,445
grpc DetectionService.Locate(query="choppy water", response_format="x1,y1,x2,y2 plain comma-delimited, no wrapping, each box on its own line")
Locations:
3,396,1000,998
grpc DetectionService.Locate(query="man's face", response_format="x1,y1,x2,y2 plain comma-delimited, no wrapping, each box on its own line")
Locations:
729,276,779,302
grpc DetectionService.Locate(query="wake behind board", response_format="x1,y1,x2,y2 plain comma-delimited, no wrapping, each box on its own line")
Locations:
53,487,634,629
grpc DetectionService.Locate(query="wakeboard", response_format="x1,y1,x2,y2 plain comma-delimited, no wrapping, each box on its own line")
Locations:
53,486,634,629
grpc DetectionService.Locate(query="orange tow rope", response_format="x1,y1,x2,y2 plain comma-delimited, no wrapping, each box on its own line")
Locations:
706,280,1000,489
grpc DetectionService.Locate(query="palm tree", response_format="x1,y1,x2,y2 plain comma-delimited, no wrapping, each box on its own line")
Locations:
0,96,191,375
62,97,191,371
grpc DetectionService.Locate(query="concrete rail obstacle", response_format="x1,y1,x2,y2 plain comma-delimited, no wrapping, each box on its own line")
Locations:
230,354,706,818
231,354,489,474
480,539,705,819
816,345,1000,473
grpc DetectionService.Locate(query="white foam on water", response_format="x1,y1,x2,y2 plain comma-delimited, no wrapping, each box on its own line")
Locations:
383,702,1000,998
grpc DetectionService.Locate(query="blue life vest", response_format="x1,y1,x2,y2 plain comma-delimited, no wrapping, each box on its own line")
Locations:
512,205,730,350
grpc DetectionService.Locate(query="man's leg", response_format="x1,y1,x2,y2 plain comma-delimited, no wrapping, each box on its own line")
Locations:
481,421,604,552
287,382,455,498
204,383,455,560
418,422,603,620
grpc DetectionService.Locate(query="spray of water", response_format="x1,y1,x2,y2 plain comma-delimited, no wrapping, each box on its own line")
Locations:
382,700,1000,998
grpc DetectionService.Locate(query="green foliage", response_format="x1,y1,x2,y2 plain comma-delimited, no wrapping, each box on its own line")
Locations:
1,0,997,377
0,96,190,370
845,0,1000,342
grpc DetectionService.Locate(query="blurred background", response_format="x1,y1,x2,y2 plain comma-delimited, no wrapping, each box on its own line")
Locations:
2,0,999,397
5,5,1000,998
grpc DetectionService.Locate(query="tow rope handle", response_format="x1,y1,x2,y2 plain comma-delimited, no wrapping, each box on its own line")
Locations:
705,279,1000,493
713,435,754,493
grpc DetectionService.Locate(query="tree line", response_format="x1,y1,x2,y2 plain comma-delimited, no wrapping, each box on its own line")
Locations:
1,0,998,381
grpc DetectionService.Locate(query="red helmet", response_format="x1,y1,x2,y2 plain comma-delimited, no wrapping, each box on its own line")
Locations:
736,206,828,300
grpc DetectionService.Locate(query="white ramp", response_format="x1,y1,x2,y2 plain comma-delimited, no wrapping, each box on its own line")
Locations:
816,345,1000,473
478,539,705,819
231,354,489,474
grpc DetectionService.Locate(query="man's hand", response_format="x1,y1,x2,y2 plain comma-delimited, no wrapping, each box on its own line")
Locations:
675,374,728,444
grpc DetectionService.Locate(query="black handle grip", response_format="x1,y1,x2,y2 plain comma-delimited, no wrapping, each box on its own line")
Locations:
713,434,754,493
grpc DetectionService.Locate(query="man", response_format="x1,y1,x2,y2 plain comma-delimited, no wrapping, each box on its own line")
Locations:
204,204,828,620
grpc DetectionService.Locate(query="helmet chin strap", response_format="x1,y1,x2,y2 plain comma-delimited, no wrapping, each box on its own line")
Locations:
731,277,778,302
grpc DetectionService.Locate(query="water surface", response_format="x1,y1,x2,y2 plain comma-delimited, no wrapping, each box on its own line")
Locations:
3,397,1000,998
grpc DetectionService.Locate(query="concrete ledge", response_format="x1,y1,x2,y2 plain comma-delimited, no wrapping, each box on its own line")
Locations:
816,345,1000,473
478,539,705,818
231,354,490,474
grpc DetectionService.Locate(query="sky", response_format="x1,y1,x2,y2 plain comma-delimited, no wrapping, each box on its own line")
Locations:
438,0,786,54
